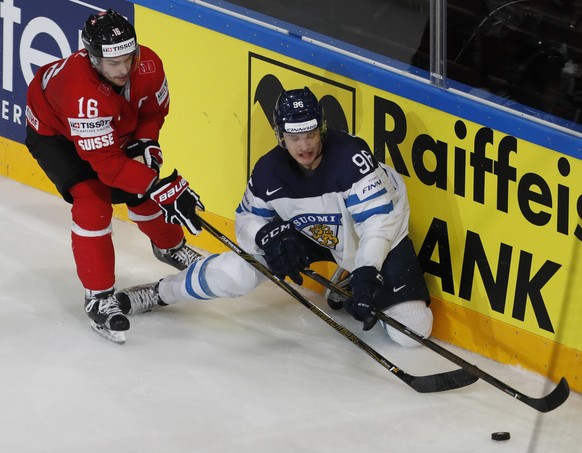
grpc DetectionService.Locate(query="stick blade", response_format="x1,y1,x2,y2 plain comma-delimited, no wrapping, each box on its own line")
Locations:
521,377,570,413
408,368,479,393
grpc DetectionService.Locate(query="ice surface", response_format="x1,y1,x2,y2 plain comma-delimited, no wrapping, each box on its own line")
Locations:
0,176,580,453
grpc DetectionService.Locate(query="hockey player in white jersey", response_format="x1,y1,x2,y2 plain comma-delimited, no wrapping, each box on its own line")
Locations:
116,87,433,346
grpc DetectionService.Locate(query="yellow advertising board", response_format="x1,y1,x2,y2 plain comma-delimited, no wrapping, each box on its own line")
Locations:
133,6,581,385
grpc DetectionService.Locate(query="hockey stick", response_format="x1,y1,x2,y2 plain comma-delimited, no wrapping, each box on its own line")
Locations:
197,217,478,393
302,268,570,413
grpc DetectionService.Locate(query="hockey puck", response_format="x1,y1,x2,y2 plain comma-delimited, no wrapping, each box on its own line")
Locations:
491,431,511,441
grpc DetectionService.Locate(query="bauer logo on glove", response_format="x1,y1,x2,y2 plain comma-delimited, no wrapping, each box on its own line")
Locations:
149,169,205,235
154,176,188,203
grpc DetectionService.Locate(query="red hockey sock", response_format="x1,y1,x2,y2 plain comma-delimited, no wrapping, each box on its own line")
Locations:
71,231,115,290
70,180,115,291
128,199,184,249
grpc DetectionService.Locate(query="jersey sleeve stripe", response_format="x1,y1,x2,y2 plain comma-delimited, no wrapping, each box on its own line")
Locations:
237,201,276,218
253,206,276,218
351,201,394,223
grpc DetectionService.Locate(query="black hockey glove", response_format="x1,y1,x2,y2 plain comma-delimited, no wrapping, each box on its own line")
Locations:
126,139,163,173
149,169,205,235
255,219,308,285
343,266,383,331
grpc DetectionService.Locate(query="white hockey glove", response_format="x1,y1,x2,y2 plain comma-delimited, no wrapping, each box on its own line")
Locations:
149,169,205,235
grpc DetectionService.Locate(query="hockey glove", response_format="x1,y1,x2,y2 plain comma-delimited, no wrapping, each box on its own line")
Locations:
126,139,163,173
255,219,308,285
343,266,383,331
149,169,205,235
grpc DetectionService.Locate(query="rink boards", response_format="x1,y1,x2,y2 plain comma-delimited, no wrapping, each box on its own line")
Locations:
0,0,580,391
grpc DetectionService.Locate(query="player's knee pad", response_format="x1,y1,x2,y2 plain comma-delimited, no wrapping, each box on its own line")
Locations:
202,252,265,298
70,179,113,231
380,300,433,348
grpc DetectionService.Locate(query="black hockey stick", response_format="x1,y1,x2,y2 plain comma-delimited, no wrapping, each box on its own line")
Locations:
302,268,570,413
197,216,478,393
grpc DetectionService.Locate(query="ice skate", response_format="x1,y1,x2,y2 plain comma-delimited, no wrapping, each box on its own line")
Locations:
152,238,203,270
116,282,167,315
85,289,129,344
325,267,351,310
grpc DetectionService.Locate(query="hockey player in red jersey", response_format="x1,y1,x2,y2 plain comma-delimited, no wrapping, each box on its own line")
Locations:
24,9,204,343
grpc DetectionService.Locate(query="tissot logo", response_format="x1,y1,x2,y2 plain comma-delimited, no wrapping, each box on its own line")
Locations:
247,53,357,179
68,116,113,137
101,38,136,57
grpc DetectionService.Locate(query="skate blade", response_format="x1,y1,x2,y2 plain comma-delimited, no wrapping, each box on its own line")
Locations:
90,321,126,345
129,307,154,315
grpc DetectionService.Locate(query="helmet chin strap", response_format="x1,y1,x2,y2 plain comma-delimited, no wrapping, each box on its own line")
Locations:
310,143,324,167
88,54,102,72
87,50,139,93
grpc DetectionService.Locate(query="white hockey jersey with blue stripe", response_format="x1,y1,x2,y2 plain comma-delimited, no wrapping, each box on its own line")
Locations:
235,129,410,272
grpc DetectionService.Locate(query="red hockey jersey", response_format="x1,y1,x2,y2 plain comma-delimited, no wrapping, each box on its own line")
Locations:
25,46,169,195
